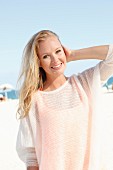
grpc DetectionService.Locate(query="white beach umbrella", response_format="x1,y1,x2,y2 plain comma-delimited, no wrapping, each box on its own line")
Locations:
0,83,14,98
0,83,14,90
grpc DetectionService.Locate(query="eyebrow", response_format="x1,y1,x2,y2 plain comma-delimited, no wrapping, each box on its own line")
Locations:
55,47,62,50
41,46,62,57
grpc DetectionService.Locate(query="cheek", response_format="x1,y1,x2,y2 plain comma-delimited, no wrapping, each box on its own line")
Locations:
40,60,50,69
61,51,66,61
62,54,67,63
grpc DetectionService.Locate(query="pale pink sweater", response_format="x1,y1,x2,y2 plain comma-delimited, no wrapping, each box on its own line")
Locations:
16,45,113,170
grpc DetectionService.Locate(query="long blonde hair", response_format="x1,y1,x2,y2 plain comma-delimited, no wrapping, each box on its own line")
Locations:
17,30,59,118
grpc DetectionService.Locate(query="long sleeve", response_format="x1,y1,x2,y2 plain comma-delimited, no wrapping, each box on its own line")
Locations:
16,98,39,167
77,44,113,170
99,44,113,83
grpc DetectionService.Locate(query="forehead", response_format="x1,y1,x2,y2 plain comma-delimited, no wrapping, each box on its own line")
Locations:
38,36,61,52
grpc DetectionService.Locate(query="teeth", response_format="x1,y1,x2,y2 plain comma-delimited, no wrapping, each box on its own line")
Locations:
52,64,61,68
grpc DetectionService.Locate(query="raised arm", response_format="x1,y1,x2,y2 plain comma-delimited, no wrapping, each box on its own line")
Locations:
64,45,109,62
64,44,113,82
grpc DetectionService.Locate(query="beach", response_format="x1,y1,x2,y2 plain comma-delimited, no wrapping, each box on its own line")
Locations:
0,100,25,170
0,91,113,170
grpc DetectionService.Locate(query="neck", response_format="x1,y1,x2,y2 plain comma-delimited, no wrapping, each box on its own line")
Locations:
43,74,67,91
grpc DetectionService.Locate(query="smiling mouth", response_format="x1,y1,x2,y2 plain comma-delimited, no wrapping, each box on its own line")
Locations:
51,63,62,70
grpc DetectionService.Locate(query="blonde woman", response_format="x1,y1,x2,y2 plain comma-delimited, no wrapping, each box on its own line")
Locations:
16,30,113,170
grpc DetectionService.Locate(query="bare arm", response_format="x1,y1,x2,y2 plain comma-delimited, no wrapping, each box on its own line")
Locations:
64,45,109,62
27,166,39,170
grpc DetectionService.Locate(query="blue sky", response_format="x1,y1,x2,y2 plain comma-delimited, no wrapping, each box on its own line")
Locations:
0,0,113,87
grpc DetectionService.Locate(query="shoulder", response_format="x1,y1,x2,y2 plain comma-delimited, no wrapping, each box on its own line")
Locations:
69,74,84,88
31,90,40,102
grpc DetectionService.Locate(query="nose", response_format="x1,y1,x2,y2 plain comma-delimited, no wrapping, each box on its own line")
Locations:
51,54,59,64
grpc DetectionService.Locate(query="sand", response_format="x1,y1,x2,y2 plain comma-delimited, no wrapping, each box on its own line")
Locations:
0,100,25,170
0,92,113,170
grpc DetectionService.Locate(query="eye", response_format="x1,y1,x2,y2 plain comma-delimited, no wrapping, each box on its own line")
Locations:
43,55,48,59
56,49,61,54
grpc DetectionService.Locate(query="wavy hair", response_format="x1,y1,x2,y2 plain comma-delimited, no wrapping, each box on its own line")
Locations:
17,30,59,118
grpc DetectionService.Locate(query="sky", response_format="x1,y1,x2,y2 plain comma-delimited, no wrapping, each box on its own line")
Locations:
0,0,113,88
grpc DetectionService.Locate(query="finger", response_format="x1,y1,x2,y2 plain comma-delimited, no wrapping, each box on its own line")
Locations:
62,46,71,57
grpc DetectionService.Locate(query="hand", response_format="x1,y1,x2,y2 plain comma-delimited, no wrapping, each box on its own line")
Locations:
62,46,73,62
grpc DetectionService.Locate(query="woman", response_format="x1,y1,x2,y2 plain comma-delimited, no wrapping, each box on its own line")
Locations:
16,30,113,170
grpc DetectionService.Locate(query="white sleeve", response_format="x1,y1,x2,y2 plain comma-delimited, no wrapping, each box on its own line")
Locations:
99,44,113,83
16,102,39,167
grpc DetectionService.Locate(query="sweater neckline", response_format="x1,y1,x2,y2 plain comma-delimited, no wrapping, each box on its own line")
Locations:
39,76,70,95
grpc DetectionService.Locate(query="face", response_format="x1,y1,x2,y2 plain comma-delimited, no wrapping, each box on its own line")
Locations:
38,36,67,79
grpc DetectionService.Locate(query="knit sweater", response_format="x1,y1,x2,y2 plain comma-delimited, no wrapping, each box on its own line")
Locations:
16,45,113,170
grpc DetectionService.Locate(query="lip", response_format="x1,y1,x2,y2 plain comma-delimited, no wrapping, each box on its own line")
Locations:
51,63,62,70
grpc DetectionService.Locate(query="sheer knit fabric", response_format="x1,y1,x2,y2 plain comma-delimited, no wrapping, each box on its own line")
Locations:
16,45,113,170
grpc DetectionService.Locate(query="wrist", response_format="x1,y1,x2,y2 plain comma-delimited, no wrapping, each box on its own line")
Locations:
70,50,76,61
71,49,81,61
